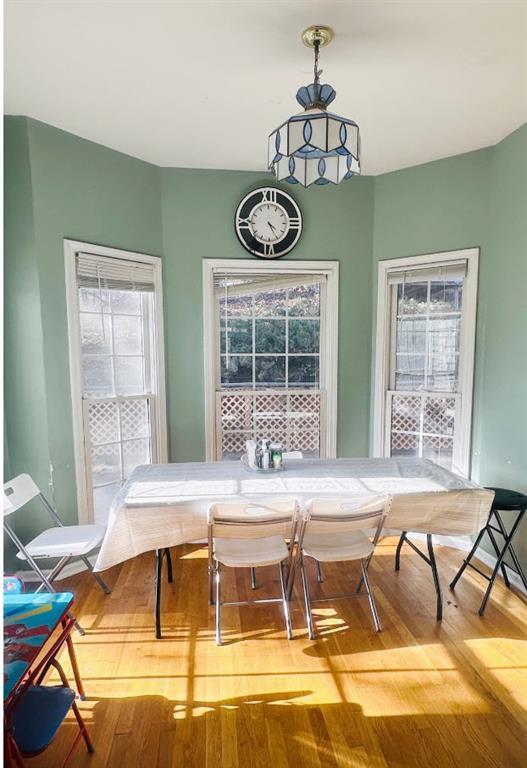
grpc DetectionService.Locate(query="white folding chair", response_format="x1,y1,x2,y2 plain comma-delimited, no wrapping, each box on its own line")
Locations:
248,452,302,590
3,474,111,620
295,496,388,638
208,499,299,645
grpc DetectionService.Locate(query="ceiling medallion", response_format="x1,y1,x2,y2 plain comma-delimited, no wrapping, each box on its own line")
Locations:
268,25,361,187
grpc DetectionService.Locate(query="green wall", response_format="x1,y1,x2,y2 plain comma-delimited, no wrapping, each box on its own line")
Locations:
4,117,162,537
4,115,526,572
372,124,527,565
160,168,374,462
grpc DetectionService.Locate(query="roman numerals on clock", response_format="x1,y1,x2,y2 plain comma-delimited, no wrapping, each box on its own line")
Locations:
234,187,303,259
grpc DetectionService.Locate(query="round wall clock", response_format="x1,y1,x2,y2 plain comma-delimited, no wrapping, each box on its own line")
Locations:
234,187,303,259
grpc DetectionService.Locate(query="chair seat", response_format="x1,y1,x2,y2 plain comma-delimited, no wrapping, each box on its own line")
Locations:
16,525,106,560
11,685,75,754
485,487,527,511
214,535,289,568
303,530,374,562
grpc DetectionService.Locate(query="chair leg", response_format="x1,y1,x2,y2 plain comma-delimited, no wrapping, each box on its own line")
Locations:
71,700,95,753
315,560,324,583
250,567,257,590
300,557,315,640
80,556,112,595
279,562,293,640
215,564,222,646
361,559,382,632
65,632,86,700
155,549,163,639
395,531,407,571
427,534,443,621
478,510,525,615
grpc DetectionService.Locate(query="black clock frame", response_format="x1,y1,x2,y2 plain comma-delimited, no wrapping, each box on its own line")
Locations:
234,187,303,259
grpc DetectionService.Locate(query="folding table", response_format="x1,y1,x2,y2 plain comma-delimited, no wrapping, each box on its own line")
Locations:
94,457,493,633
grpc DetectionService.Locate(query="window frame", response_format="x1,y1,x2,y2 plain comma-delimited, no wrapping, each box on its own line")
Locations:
372,248,479,477
64,239,168,524
203,259,339,462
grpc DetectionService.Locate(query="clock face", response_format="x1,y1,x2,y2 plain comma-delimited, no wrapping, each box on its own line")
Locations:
235,187,303,258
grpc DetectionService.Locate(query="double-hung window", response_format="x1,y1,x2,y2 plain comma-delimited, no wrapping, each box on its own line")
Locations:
65,241,167,524
373,249,479,476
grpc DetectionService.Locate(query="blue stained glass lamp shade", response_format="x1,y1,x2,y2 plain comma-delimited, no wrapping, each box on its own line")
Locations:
268,83,361,187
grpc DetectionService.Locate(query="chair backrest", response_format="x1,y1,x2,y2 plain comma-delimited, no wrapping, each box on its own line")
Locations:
3,474,41,517
282,451,303,460
208,500,299,541
303,496,389,537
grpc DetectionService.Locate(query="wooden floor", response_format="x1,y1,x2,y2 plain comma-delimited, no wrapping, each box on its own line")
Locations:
29,538,527,768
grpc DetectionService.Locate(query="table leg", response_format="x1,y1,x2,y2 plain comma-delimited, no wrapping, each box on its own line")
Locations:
427,534,443,621
155,549,163,639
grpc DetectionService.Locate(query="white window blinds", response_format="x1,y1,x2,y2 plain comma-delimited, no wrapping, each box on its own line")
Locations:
76,252,155,292
387,260,467,285
213,271,326,298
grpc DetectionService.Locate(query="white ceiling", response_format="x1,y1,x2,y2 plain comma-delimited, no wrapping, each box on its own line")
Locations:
4,1,527,175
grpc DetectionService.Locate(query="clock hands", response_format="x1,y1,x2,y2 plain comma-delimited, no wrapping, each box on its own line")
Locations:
268,221,277,235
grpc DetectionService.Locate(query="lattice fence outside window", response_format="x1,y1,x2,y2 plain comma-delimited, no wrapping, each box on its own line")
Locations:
387,391,459,469
83,395,155,519
216,389,325,460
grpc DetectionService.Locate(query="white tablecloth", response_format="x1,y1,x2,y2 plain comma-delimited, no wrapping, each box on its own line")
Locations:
94,458,493,571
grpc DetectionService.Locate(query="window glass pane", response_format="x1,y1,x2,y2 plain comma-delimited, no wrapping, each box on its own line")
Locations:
79,287,110,313
422,436,453,469
120,399,150,440
220,294,253,317
114,356,145,395
113,315,143,355
87,401,119,445
395,318,426,354
255,356,285,386
254,289,287,317
288,356,319,386
428,316,460,354
83,356,114,396
288,284,320,317
221,355,252,386
123,438,151,478
255,319,286,353
110,290,141,315
80,313,112,355
221,318,253,354
91,443,121,486
397,282,428,315
430,280,463,313
391,432,419,458
394,354,425,390
289,319,320,353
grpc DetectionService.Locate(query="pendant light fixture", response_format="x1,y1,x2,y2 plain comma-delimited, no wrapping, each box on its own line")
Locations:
268,25,361,187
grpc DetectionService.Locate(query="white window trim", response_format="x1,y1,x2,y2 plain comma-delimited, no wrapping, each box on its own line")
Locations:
372,247,479,477
203,258,339,462
64,239,168,524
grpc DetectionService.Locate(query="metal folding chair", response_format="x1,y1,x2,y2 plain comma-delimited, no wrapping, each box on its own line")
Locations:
208,499,299,645
293,496,388,638
3,474,111,634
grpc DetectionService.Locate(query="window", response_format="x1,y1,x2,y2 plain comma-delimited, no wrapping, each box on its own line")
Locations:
203,261,339,462
373,249,478,476
65,242,167,524
219,278,321,389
